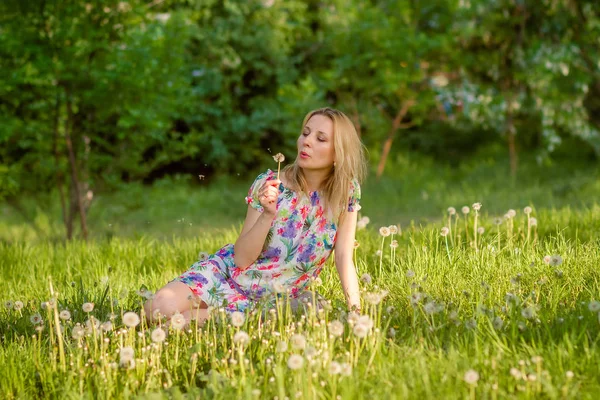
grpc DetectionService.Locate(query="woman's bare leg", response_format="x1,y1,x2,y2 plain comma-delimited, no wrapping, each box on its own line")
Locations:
144,280,208,324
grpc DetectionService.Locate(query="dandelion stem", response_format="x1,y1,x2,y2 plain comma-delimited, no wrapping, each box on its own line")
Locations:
48,277,66,372
379,237,385,277
473,211,478,253
444,235,452,264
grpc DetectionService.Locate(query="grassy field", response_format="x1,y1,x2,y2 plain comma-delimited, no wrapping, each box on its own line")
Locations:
1,152,600,399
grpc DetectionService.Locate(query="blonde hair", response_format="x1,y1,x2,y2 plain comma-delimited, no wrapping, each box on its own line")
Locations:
282,107,367,221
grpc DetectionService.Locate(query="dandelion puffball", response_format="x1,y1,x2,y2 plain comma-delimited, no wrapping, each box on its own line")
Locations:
82,303,94,313
230,311,245,328
30,313,43,325
464,369,480,385
287,354,304,370
329,361,342,375
151,327,166,343
170,313,186,330
472,202,482,211
273,153,285,163
59,310,71,320
461,206,470,214
440,227,450,237
290,334,306,350
122,312,141,328
379,226,391,237
328,320,344,337
72,326,85,339
233,331,250,345
119,346,135,363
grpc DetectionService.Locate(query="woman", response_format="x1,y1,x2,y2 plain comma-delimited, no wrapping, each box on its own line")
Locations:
145,107,367,324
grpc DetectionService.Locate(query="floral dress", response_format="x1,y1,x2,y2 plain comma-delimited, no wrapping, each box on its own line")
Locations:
174,169,361,313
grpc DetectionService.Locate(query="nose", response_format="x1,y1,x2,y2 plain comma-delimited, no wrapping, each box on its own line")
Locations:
302,134,313,148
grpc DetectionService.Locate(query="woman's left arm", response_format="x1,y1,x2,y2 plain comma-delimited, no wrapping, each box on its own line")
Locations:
334,209,361,311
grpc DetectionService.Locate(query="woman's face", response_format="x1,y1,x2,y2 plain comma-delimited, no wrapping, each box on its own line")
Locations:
297,114,335,171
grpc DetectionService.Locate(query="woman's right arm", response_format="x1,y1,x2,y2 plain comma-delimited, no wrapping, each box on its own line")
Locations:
233,179,280,268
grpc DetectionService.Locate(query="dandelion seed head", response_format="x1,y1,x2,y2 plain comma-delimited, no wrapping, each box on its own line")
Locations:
85,317,100,331
119,346,134,363
353,323,369,338
233,331,250,346
477,227,485,234
287,354,304,370
549,255,563,267
170,313,186,330
472,202,482,211
529,217,537,226
290,334,306,350
523,206,532,214
510,368,522,379
464,369,480,385
329,361,342,375
328,320,344,337
379,227,391,237
122,312,140,328
273,153,285,163
271,281,286,294
461,206,470,214
230,311,245,328
492,316,504,330
389,225,399,234
521,306,536,320
72,326,85,339
82,303,94,313
151,327,166,343
566,371,574,379
59,310,71,320
5,301,14,309
447,207,456,215
357,315,374,330
360,273,372,285
588,301,600,313
493,217,503,225
101,321,113,332
507,209,516,218
341,362,352,376
30,313,43,325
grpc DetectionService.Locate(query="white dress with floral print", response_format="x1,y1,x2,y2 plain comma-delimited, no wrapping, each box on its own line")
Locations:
174,169,361,313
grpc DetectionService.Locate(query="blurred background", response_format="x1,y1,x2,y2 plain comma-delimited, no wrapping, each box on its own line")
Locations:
1,0,599,242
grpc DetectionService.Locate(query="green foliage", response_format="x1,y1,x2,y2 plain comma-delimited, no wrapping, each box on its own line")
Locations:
2,0,600,230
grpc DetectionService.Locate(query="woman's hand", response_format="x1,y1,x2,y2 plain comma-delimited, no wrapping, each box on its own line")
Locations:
258,179,281,217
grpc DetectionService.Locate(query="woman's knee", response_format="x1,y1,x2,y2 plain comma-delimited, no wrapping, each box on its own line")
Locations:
145,281,191,320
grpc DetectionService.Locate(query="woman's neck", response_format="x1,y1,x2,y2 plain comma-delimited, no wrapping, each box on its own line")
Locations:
301,168,330,192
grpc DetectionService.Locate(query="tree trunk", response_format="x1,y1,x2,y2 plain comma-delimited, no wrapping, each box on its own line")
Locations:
64,91,88,241
376,99,415,179
505,93,518,178
53,91,68,236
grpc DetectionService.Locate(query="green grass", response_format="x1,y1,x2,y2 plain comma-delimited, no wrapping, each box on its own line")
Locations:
1,204,600,398
1,151,600,398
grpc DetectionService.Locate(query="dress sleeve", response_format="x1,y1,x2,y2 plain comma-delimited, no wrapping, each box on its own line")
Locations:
347,179,362,212
244,170,274,212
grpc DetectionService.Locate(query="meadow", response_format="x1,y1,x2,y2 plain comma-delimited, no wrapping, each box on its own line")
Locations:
1,153,600,399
